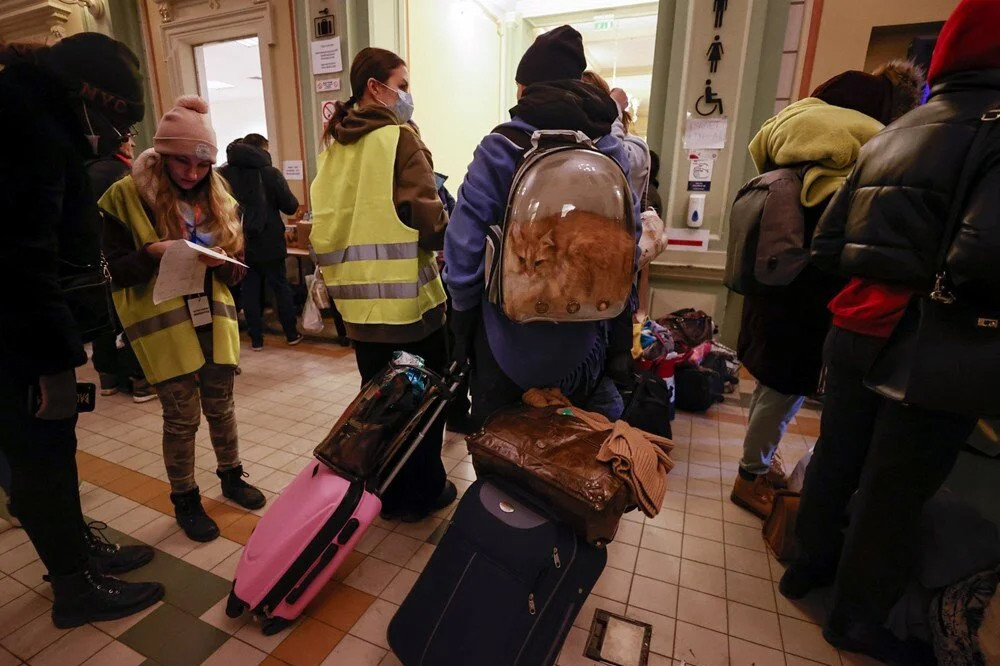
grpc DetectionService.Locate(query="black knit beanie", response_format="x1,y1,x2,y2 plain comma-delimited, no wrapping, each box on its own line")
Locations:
36,33,144,130
515,25,587,86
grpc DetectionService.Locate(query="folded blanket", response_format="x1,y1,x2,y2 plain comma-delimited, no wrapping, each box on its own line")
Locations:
748,97,884,207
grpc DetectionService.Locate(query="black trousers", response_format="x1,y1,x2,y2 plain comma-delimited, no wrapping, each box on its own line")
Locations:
244,260,300,345
796,326,977,625
0,380,87,576
352,327,448,515
469,323,522,430
442,288,470,419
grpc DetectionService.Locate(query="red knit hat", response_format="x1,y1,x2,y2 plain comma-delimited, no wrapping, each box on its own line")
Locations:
927,0,1000,85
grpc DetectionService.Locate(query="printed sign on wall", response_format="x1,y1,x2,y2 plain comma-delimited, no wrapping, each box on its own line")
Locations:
311,36,342,75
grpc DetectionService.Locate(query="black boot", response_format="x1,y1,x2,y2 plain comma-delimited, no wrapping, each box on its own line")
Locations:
218,465,266,510
170,488,220,542
50,569,164,629
823,614,937,665
85,521,154,575
779,559,837,599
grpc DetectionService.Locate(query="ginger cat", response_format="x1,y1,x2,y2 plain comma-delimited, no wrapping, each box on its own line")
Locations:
502,209,634,320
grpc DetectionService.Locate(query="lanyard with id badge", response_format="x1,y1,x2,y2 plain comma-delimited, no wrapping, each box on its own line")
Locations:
184,203,214,329
187,293,213,328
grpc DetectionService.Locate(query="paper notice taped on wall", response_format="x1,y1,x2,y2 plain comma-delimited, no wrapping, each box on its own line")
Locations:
310,36,342,75
683,117,728,149
282,160,303,181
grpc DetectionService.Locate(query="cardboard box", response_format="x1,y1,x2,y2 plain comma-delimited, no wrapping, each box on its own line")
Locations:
296,220,313,249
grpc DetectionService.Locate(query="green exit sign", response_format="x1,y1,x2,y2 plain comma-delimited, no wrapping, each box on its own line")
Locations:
594,15,615,31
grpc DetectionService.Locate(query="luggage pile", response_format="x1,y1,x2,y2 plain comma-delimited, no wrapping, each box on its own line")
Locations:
389,404,673,665
636,308,741,413
225,350,675,665
224,352,465,635
633,308,740,415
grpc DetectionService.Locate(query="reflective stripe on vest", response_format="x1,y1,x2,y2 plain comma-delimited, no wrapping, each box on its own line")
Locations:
310,124,446,326
314,241,418,265
326,263,440,300
122,300,238,340
99,175,241,384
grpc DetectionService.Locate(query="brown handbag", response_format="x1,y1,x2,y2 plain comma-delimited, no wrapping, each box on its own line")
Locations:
763,490,801,562
467,406,633,546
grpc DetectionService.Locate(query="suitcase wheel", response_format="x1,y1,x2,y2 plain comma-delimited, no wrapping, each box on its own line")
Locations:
225,588,245,619
261,616,293,636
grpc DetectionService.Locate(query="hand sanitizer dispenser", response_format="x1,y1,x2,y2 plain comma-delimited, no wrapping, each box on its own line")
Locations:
687,194,706,228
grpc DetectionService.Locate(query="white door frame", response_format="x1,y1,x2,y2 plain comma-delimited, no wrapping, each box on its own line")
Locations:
159,1,280,160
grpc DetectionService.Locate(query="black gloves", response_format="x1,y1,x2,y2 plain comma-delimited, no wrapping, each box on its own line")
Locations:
448,305,480,364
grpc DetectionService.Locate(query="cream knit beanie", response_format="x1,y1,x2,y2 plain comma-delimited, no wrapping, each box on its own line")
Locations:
153,95,218,163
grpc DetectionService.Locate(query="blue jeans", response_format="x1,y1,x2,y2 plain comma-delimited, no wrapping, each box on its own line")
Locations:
584,376,625,422
739,382,804,475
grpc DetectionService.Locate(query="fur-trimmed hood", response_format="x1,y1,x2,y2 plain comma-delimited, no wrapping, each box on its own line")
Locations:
873,60,926,123
131,147,161,208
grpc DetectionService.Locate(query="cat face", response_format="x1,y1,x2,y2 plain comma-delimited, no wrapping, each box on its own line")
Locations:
505,223,556,278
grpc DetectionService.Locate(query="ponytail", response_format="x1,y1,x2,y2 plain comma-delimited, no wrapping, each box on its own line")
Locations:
327,95,358,136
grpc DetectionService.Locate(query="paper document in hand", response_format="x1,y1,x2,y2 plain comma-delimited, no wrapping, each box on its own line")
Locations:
152,240,247,305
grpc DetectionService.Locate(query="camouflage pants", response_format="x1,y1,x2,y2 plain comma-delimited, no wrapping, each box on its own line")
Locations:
156,362,241,493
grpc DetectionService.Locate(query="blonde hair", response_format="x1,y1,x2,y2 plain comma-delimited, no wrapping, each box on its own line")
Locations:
582,70,633,134
150,158,243,255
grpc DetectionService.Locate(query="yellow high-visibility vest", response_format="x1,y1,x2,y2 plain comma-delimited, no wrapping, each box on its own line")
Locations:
310,124,446,326
99,177,240,385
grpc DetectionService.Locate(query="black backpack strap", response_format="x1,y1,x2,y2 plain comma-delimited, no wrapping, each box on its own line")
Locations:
491,125,533,170
491,125,532,151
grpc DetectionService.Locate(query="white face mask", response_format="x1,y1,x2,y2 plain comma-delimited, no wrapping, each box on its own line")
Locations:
81,102,100,155
81,102,128,157
375,80,415,125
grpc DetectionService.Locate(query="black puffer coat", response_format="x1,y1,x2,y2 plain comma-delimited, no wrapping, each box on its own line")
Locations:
813,70,1000,304
0,63,101,381
218,142,299,264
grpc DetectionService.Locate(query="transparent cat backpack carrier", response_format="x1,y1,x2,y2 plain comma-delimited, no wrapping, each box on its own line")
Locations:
484,129,636,324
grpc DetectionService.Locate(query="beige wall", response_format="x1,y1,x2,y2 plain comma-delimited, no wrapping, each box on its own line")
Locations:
140,0,309,203
807,0,956,91
406,0,503,187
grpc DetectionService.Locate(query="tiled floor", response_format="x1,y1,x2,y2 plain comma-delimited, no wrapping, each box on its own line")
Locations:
0,334,875,666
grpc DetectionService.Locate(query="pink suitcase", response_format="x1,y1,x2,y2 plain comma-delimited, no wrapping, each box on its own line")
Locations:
225,358,465,635
226,462,379,634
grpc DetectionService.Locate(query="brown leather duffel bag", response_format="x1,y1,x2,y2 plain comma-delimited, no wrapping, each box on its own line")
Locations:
467,406,634,546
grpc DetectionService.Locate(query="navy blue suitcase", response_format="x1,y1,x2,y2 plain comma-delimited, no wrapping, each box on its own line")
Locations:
387,479,607,666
